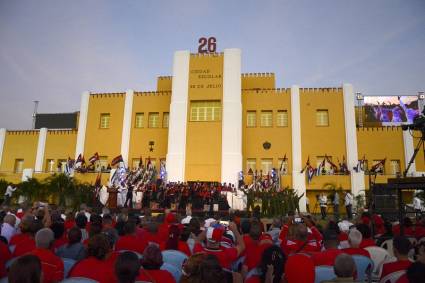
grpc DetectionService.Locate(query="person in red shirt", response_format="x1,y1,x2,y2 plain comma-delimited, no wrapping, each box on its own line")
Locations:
69,234,116,283
193,222,245,269
342,229,370,258
393,217,415,237
161,224,192,256
245,245,286,283
356,224,376,248
284,253,315,283
280,222,322,256
243,221,273,271
380,236,413,280
8,255,42,283
114,251,141,283
50,222,67,252
30,228,64,283
0,240,12,278
12,215,42,258
115,221,147,254
311,229,343,266
137,244,176,283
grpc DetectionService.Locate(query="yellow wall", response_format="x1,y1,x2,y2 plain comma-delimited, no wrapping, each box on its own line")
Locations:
299,88,350,190
128,92,171,168
157,76,172,92
43,130,77,171
0,131,39,172
357,127,406,189
242,73,275,89
84,93,125,164
242,88,292,187
184,53,223,181
413,131,425,171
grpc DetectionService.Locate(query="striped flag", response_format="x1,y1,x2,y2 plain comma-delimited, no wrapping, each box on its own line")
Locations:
111,154,124,166
89,152,99,164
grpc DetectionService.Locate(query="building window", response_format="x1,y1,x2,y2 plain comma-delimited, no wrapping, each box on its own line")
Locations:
58,159,67,172
146,158,156,169
261,159,273,175
390,160,400,175
278,158,288,175
45,159,55,172
96,156,108,172
132,158,141,169
135,113,144,128
100,113,110,129
148,112,160,128
277,110,288,127
190,101,221,121
246,158,256,173
14,159,24,173
260,111,273,127
372,160,385,175
316,110,329,126
163,112,169,128
316,156,334,174
247,111,256,127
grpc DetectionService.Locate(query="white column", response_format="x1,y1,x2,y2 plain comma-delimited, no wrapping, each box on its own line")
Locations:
34,128,47,172
120,89,134,167
221,48,242,186
0,128,6,168
166,50,190,182
343,83,365,196
403,131,416,176
291,85,306,212
75,91,90,159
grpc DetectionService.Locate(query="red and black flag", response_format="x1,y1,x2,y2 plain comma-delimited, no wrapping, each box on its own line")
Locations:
111,154,124,166
89,152,100,164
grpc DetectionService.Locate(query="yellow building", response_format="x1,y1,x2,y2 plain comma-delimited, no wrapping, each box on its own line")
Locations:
0,48,422,211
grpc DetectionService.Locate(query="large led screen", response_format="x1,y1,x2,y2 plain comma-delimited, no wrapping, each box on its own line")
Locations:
363,96,419,125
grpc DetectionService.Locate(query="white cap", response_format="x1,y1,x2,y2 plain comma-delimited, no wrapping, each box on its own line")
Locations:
204,218,216,228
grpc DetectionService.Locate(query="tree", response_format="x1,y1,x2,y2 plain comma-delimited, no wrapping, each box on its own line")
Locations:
45,173,77,207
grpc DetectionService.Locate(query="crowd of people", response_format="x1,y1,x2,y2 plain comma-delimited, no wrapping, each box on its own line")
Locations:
0,201,425,283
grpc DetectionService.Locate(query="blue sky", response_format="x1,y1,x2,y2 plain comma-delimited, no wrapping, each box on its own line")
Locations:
0,0,424,129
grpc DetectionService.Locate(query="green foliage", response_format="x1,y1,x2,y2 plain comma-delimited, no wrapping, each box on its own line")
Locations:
4,174,95,209
0,179,9,196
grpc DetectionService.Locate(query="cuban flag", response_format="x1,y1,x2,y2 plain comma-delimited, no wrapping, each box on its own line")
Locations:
307,166,315,183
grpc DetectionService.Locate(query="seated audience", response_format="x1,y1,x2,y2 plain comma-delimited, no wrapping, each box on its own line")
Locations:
356,224,376,248
322,253,357,283
137,244,175,283
30,228,64,283
1,214,16,242
193,222,245,269
284,253,315,283
115,221,146,254
246,245,286,283
75,213,88,241
114,251,140,283
69,233,116,283
342,229,370,258
380,236,412,279
280,222,322,255
50,222,67,251
312,229,343,266
8,255,42,283
56,227,86,260
0,238,12,278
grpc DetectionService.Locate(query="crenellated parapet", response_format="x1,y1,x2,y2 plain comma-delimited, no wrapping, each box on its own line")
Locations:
190,52,224,57
242,88,290,95
6,130,40,135
134,91,172,96
47,129,78,135
357,126,403,132
299,87,343,93
241,72,275,78
90,92,125,98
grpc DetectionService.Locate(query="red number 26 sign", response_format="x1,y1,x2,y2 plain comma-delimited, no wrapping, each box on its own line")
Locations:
198,37,217,54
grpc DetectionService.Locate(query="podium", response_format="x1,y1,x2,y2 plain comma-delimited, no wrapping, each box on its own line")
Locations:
107,187,118,209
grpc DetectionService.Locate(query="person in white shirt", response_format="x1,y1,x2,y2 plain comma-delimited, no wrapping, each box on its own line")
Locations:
3,184,17,205
319,193,328,219
413,194,423,215
345,192,354,220
1,214,16,243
